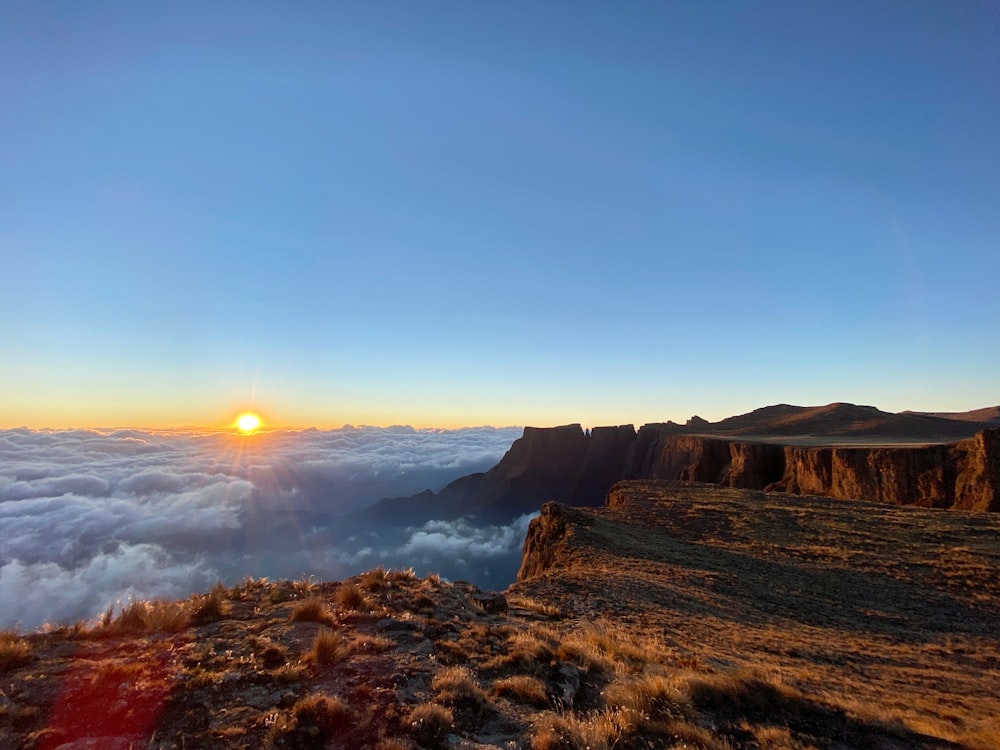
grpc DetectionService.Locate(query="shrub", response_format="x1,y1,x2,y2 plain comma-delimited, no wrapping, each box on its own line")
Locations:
603,674,687,720
191,587,232,625
0,631,31,672
258,642,289,669
266,693,354,749
493,675,549,707
360,566,389,591
531,709,631,750
310,628,342,666
432,666,488,710
408,703,453,748
335,583,370,611
289,598,336,627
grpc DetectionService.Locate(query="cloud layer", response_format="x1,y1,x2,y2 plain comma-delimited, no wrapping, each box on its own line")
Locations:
0,425,522,630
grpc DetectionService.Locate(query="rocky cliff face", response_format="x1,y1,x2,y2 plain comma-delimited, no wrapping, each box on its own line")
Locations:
762,430,1000,512
361,418,999,524
468,424,637,520
953,428,1000,512
623,425,1000,512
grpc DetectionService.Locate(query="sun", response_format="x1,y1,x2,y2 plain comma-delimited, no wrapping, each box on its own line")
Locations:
235,412,261,433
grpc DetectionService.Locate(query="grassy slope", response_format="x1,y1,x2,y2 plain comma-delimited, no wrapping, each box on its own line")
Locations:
2,481,998,749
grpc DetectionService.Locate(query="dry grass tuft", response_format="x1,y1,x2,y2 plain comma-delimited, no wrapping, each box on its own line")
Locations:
309,628,343,666
289,598,336,627
102,599,190,634
360,566,389,591
432,666,488,711
191,587,232,625
507,594,562,618
291,575,318,598
484,630,556,675
556,620,659,675
603,673,687,721
352,633,394,654
408,702,453,748
530,709,633,750
335,583,370,611
266,692,354,749
0,631,32,672
388,567,417,582
493,675,549,707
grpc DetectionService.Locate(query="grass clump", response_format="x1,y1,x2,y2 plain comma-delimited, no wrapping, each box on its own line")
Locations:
432,666,488,711
508,594,563,618
0,631,31,672
291,575,318,598
289,598,336,627
101,599,190,634
556,620,658,675
408,703,453,748
256,641,290,669
388,567,417,582
309,628,342,666
484,630,556,675
352,633,394,653
603,673,687,721
530,709,632,750
191,587,232,626
493,675,550,707
360,566,390,591
335,582,370,611
266,693,354,750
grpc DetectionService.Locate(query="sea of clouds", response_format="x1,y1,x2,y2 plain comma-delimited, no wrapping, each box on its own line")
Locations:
0,425,528,631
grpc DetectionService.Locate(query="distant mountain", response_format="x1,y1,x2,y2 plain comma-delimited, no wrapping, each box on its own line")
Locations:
696,401,992,440
902,406,1000,425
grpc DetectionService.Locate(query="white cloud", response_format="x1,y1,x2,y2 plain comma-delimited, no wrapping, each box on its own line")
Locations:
400,513,537,559
0,425,521,630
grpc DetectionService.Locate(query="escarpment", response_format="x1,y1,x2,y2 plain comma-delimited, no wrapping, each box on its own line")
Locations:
358,407,999,525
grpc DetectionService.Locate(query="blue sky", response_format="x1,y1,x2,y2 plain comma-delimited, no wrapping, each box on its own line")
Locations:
1,1,997,428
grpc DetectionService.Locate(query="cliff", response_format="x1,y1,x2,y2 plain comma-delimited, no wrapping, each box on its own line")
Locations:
766,429,1000,512
357,405,999,524
355,423,636,523
625,423,1000,512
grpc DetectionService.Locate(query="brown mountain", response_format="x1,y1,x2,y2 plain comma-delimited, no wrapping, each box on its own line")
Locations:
694,401,993,441
903,406,1000,425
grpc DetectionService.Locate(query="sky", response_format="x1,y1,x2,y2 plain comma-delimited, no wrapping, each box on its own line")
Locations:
1,1,998,430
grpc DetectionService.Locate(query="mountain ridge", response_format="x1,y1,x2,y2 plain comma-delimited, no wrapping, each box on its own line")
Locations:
356,403,1000,523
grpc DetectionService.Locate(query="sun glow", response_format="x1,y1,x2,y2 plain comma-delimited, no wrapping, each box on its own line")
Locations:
235,412,261,433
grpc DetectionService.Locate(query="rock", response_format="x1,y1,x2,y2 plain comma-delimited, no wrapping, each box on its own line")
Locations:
376,618,421,633
472,593,508,614
517,502,595,581
553,663,581,710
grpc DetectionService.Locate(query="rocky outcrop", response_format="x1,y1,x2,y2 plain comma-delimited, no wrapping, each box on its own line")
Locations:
516,501,594,581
